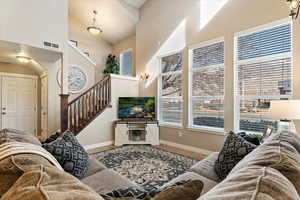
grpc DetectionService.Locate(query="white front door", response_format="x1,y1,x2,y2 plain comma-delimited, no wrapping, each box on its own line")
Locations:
41,75,48,139
2,76,37,135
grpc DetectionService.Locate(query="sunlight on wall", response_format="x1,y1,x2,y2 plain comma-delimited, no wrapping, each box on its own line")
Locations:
144,19,187,88
200,0,229,29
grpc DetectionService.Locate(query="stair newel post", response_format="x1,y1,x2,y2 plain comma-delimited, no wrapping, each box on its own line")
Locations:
60,94,69,133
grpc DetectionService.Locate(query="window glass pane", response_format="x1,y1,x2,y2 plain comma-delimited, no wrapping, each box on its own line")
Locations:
193,42,224,68
121,51,133,76
190,41,224,129
192,99,224,128
238,58,292,96
239,99,278,132
161,53,182,73
159,52,183,125
236,22,292,133
162,73,182,97
192,66,224,97
160,98,182,124
238,24,291,60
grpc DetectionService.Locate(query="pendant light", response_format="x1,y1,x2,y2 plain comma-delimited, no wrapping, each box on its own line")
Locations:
87,10,103,35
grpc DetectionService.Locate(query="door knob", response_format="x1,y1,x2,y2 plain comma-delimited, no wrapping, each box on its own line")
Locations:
2,107,6,110
2,112,6,115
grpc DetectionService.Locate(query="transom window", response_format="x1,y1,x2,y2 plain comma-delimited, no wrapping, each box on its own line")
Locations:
189,40,225,130
235,20,292,133
158,52,183,126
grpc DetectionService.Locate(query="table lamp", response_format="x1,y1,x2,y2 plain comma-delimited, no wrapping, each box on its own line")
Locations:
270,100,300,133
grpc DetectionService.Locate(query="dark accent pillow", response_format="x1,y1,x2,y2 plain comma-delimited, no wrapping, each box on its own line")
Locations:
238,132,260,145
214,131,257,180
42,132,61,144
42,131,89,179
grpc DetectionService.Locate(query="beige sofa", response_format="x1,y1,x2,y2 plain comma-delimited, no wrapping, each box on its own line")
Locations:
83,131,300,199
1,130,300,200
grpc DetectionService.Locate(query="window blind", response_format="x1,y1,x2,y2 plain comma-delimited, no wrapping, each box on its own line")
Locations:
236,22,292,133
159,53,183,125
190,41,225,129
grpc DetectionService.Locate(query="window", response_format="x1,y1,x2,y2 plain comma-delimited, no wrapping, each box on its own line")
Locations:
189,40,225,130
235,21,292,133
158,52,183,125
120,50,133,76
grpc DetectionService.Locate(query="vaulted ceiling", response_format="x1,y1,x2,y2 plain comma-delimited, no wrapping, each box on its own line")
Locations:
69,0,147,44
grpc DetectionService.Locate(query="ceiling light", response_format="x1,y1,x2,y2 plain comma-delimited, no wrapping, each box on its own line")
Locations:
87,10,103,35
287,0,300,19
16,55,31,63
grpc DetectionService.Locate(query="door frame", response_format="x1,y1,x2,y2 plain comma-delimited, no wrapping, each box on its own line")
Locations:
0,72,38,135
40,72,48,139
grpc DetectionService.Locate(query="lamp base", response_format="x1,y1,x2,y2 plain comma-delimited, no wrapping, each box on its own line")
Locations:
277,120,296,133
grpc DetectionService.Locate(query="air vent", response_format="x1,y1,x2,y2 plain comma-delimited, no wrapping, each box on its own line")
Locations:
43,41,59,49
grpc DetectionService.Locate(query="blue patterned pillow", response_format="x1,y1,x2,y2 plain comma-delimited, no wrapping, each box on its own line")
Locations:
42,131,89,179
214,131,257,180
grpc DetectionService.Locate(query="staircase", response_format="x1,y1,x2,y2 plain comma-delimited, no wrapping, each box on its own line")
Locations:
60,75,111,135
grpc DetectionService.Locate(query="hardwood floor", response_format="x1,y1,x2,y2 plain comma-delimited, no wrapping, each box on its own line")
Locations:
87,144,207,160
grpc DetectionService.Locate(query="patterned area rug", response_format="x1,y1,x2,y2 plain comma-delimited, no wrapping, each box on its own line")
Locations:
90,145,199,192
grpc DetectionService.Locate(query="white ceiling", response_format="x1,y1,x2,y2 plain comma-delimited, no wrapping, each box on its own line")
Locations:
0,40,61,74
69,0,147,44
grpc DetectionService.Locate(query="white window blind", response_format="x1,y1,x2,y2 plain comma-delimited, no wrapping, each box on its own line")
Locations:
236,22,292,133
159,52,183,125
189,40,224,129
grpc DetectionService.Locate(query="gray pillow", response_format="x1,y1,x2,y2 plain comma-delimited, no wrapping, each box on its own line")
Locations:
42,131,89,179
214,132,257,180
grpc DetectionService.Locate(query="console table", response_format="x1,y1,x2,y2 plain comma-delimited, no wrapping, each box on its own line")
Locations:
114,120,159,146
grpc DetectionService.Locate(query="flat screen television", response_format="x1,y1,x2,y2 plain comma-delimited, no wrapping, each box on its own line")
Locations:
118,97,156,119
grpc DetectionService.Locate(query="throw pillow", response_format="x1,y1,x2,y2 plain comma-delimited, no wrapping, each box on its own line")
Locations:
42,131,89,179
1,165,105,200
238,132,260,145
153,180,203,200
42,131,61,144
214,131,257,180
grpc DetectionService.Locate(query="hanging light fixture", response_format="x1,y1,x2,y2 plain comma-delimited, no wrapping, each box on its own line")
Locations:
87,10,103,35
287,0,300,19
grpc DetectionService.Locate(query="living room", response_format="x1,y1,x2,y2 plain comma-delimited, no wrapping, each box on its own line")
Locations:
1,0,300,199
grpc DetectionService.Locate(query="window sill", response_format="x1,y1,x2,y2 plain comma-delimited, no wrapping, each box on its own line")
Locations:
187,125,226,136
159,123,183,129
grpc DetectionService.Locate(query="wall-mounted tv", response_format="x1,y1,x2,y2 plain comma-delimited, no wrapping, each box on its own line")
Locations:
118,97,156,119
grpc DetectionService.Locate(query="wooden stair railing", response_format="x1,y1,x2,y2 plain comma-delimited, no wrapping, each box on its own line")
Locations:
60,75,111,135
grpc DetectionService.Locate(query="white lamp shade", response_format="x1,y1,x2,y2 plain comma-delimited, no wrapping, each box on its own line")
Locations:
270,100,300,120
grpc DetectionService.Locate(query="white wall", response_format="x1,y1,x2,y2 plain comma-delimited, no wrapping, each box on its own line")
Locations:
39,61,62,135
69,17,113,82
113,35,136,76
68,44,96,101
136,0,298,152
77,75,139,146
0,0,68,53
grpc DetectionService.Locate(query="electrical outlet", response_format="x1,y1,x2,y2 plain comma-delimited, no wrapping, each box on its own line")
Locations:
178,131,183,137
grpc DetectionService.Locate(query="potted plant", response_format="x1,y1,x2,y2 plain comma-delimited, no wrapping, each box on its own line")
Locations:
103,54,119,75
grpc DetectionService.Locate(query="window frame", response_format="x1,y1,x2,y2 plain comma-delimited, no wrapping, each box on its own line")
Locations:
188,37,225,132
234,18,293,133
119,48,133,77
158,50,184,127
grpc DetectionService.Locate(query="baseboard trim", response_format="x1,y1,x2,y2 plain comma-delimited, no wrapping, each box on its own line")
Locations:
160,140,213,156
84,141,113,150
